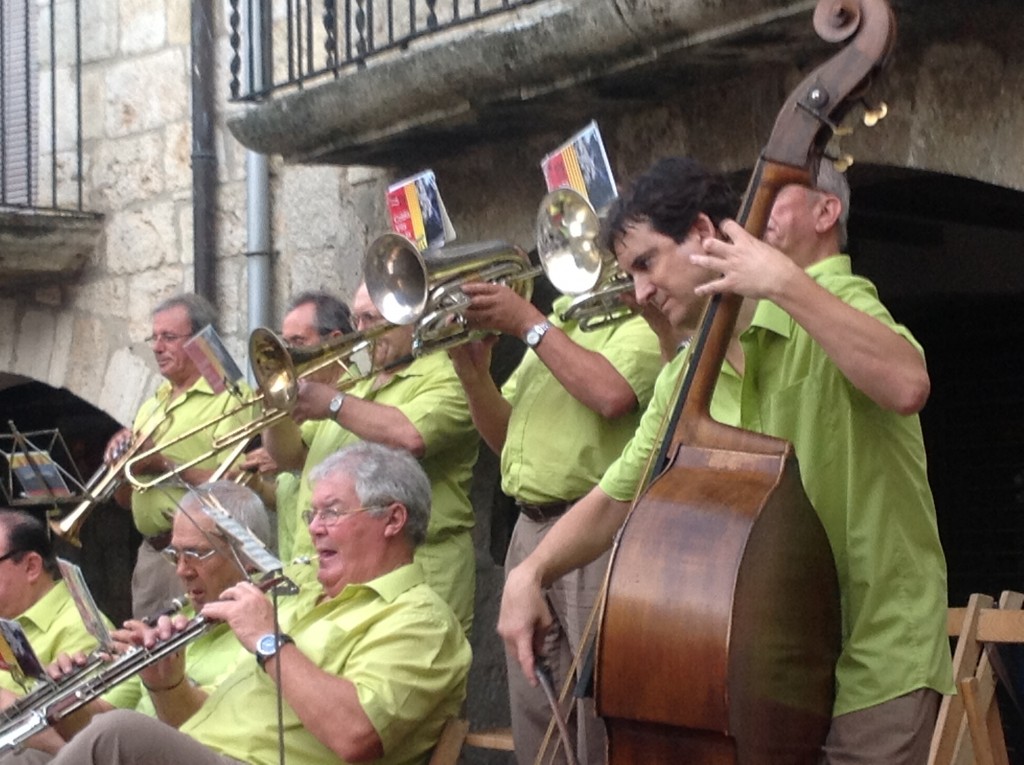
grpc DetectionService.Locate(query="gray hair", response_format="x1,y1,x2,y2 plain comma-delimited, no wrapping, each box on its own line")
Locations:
153,293,217,335
180,481,272,547
309,442,431,548
814,161,851,249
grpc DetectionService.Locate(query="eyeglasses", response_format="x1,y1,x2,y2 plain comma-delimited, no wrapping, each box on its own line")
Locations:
0,549,23,565
301,504,385,527
353,312,384,328
161,546,219,566
144,332,191,346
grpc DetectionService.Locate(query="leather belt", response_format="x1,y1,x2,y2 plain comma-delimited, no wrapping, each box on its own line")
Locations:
516,500,575,523
144,531,173,552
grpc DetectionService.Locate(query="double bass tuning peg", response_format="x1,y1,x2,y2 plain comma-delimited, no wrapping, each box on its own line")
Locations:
863,100,888,127
823,150,855,173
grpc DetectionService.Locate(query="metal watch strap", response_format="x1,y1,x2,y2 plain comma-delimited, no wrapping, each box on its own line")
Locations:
525,320,552,349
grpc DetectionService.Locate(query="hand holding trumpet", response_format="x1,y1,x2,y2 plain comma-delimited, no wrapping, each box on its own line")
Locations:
459,282,546,337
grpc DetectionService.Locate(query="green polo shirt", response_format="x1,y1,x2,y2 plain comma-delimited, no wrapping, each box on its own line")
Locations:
289,352,479,633
600,349,742,502
1,581,107,695
131,378,254,537
739,254,953,715
181,562,470,765
276,420,318,564
501,298,662,504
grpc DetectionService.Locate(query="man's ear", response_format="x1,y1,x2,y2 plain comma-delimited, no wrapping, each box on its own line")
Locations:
815,194,843,234
693,213,718,241
22,551,45,584
382,503,408,539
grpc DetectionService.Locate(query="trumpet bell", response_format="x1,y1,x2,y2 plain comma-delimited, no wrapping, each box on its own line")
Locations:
364,233,429,326
536,188,604,295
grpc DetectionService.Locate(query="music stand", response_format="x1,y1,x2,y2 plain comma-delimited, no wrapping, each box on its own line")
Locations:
0,422,88,510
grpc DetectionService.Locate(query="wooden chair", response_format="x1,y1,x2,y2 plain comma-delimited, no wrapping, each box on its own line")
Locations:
429,718,471,765
929,591,1024,765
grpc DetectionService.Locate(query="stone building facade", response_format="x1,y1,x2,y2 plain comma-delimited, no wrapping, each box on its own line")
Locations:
2,0,1024,757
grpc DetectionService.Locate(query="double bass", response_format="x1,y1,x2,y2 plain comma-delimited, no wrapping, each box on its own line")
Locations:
596,1,896,762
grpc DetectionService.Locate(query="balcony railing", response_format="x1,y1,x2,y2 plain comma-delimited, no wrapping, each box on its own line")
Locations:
0,0,84,212
229,0,539,102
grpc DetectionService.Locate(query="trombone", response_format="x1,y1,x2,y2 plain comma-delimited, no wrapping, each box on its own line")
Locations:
120,324,392,493
49,411,171,547
537,187,636,331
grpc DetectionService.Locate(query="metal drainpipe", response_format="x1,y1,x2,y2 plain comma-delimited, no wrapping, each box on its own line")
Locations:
191,0,217,301
246,0,272,343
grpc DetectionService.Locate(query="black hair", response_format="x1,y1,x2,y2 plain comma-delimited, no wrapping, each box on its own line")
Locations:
602,157,739,249
287,291,354,336
0,509,59,578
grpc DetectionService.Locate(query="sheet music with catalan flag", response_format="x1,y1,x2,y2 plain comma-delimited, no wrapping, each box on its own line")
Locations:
540,120,617,213
386,169,456,251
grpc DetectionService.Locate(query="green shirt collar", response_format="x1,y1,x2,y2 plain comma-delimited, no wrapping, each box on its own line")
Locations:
335,561,427,605
19,579,69,632
748,254,851,339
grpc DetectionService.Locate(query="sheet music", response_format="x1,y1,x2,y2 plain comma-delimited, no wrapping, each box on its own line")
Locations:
56,559,114,652
0,618,49,689
191,493,285,576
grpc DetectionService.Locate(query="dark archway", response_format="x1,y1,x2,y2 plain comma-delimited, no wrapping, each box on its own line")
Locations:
0,377,138,624
846,167,1024,757
845,166,1024,608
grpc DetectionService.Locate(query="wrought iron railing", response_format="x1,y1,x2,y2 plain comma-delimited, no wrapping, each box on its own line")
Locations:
229,0,539,102
0,0,84,212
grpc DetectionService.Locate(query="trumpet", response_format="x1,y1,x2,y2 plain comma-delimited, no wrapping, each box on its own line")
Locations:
364,234,539,356
121,325,391,493
537,187,636,332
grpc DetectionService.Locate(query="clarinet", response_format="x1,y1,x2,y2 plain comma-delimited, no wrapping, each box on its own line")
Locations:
0,577,283,754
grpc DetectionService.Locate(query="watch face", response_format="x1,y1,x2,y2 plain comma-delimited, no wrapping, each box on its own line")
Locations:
526,329,540,346
257,634,278,656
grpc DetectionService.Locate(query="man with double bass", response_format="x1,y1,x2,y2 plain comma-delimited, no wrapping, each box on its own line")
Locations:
449,256,662,763
499,157,953,764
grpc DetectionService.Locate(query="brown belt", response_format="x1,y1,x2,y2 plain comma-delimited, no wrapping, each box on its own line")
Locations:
516,500,576,523
145,531,173,552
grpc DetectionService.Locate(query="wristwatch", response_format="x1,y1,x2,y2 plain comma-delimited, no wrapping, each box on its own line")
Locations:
524,320,552,349
255,633,294,670
327,391,347,418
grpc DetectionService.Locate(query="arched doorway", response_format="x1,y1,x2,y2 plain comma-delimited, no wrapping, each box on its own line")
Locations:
0,375,138,624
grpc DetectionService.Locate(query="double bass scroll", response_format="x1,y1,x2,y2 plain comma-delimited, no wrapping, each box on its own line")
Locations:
596,1,896,763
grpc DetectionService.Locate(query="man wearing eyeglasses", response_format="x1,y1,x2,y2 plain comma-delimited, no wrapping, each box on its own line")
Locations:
43,442,470,765
240,290,355,563
264,282,479,636
0,484,275,760
0,510,115,699
101,294,254,619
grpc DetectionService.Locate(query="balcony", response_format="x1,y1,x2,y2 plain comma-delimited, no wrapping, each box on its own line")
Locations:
0,0,102,290
225,0,835,167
